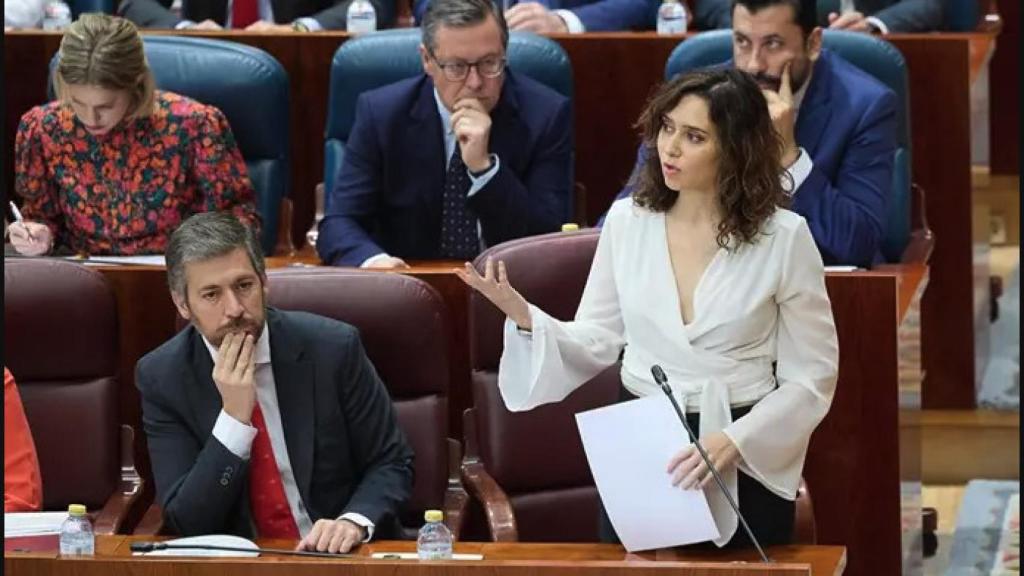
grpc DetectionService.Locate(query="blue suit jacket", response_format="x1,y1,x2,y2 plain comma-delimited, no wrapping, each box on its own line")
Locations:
413,0,660,31
317,71,572,267
608,50,897,267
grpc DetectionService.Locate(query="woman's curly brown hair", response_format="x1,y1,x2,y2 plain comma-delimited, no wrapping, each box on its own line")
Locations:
631,68,792,249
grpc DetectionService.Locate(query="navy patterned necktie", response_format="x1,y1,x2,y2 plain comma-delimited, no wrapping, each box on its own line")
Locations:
440,145,480,260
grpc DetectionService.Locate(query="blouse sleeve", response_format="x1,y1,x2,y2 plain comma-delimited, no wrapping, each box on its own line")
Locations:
4,368,43,513
15,108,65,242
188,105,262,234
497,208,627,412
722,219,838,498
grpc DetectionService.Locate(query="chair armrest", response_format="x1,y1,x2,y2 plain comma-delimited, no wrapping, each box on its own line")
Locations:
443,438,470,540
134,503,165,536
273,197,296,257
93,425,145,535
976,0,1002,33
461,408,518,542
901,183,935,265
793,477,816,545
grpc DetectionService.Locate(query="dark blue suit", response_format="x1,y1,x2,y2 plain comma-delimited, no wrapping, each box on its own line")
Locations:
609,50,896,267
413,0,660,31
317,71,572,267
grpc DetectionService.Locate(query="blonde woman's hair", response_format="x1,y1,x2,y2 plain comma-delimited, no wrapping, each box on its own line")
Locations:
54,13,156,119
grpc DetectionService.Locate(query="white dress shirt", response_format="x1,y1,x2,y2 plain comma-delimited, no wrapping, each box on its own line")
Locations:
4,0,46,28
498,198,838,546
204,324,375,540
361,89,501,267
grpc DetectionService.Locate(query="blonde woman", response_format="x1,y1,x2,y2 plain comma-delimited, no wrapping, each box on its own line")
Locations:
10,13,259,257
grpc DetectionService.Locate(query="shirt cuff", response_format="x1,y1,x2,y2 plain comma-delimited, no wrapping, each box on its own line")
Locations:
295,16,322,31
360,253,392,268
784,147,813,195
211,409,257,460
555,9,586,33
864,16,888,34
175,20,196,29
467,154,500,197
338,512,375,542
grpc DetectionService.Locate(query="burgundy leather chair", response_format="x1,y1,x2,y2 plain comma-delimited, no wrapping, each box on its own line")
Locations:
138,268,469,538
264,268,469,538
464,230,817,544
464,230,620,542
3,258,143,534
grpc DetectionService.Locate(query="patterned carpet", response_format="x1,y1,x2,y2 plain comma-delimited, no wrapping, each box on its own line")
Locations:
979,259,1020,411
946,480,1020,575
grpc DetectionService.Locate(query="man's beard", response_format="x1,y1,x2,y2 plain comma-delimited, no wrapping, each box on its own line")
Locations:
210,310,266,348
751,66,809,94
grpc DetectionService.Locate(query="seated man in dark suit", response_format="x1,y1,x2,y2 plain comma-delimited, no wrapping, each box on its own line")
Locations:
698,0,942,32
117,0,389,32
136,212,414,553
317,0,572,268
609,0,896,267
825,0,943,34
414,0,661,33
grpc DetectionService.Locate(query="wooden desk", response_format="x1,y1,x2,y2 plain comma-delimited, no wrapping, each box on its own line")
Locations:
2,31,981,410
64,257,919,576
4,536,847,575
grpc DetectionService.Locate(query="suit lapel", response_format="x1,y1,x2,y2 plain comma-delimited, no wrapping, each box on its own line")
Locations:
795,54,833,158
405,77,447,247
266,309,317,507
489,73,528,173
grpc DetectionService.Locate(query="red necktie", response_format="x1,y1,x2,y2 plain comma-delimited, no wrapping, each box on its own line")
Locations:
248,403,300,539
231,0,259,29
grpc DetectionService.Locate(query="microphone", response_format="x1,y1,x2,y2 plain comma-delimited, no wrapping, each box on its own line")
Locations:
129,541,354,558
651,365,770,563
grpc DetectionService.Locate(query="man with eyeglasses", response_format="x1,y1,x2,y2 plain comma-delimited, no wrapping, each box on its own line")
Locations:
318,0,572,268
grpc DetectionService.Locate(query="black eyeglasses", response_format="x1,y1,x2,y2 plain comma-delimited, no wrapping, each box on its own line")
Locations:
427,48,507,81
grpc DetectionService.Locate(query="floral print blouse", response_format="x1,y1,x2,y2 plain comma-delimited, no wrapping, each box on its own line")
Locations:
15,90,260,255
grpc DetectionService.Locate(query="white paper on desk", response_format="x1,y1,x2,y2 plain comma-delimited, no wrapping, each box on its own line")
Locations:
133,535,259,557
62,254,166,267
824,265,860,272
576,395,720,552
4,512,68,537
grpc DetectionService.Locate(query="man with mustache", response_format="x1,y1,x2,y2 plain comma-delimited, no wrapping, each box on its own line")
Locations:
135,212,413,554
610,0,897,268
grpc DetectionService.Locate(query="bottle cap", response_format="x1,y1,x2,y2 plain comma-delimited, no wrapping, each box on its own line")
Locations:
424,509,444,523
68,504,87,516
561,223,579,232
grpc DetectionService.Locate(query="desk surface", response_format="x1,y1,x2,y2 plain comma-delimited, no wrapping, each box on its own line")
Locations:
4,536,846,575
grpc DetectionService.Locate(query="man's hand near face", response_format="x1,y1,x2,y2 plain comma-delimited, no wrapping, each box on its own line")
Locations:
451,98,494,173
213,332,257,424
761,62,801,168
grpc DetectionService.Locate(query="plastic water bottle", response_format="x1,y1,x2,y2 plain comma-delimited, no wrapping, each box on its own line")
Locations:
42,0,72,31
656,0,687,35
59,504,95,557
416,509,453,560
346,0,377,34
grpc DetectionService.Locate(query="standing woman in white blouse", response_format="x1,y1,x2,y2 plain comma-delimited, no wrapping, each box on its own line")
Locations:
457,68,839,549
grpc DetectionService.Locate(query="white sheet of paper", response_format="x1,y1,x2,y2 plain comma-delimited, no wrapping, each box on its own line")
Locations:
576,395,720,552
824,265,859,272
62,255,166,267
132,534,259,557
3,512,68,537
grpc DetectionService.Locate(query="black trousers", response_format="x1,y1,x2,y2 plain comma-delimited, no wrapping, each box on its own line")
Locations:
597,386,794,549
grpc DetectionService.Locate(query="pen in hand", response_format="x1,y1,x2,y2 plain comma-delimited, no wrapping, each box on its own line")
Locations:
8,201,37,243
